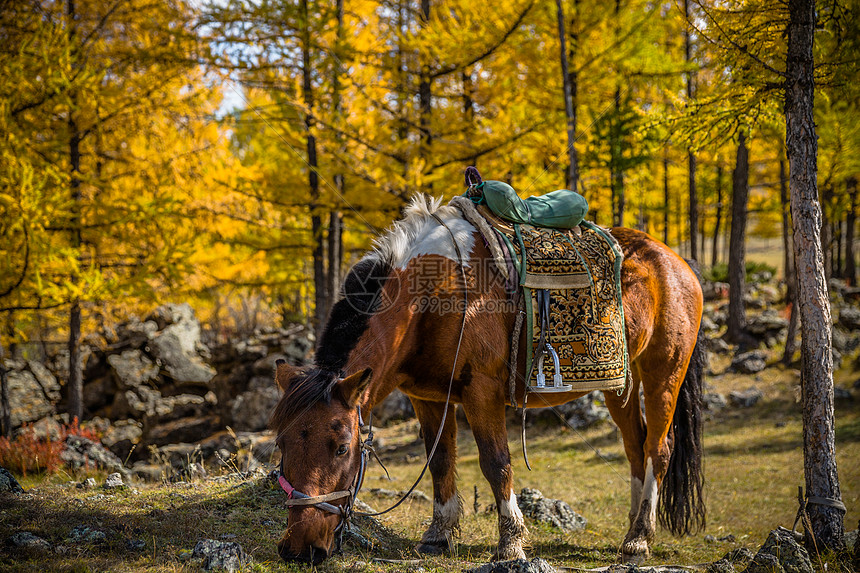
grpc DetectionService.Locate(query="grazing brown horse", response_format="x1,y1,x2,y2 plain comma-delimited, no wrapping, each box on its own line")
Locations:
270,195,705,565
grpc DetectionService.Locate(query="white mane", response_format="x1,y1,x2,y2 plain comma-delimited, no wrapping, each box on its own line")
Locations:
369,194,476,269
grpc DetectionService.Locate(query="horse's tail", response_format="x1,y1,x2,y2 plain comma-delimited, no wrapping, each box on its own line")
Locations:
658,304,707,536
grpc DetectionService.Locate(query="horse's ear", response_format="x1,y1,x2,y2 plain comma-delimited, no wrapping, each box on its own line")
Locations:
337,368,373,406
274,358,299,393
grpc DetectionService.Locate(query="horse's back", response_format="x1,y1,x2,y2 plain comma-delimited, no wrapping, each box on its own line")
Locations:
611,227,703,365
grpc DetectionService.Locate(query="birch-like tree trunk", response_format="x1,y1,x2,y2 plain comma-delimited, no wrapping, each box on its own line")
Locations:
786,0,845,552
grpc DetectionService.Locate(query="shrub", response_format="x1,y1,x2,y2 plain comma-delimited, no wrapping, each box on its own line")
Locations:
0,424,63,475
0,417,103,476
704,261,777,284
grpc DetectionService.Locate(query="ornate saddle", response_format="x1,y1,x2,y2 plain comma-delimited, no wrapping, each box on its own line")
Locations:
453,168,629,399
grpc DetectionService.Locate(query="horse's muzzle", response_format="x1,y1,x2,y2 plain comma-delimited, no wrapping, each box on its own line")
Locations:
277,539,330,565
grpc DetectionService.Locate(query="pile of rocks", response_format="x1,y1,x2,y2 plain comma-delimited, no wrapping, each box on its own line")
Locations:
2,303,314,479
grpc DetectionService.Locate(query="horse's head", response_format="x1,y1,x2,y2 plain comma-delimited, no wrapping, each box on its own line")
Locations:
270,360,372,564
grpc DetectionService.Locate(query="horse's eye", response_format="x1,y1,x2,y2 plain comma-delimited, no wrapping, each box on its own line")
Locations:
335,444,349,456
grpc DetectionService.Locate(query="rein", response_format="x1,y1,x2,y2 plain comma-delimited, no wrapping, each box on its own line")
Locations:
275,211,469,544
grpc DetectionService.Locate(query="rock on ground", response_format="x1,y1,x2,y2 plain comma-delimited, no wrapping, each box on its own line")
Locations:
192,539,252,572
5,368,54,426
516,488,586,532
746,528,812,573
107,349,159,389
67,525,107,544
10,532,51,551
703,392,728,412
467,558,558,573
61,435,125,473
27,360,60,401
104,472,125,489
529,391,609,429
839,306,860,330
372,388,415,425
730,351,767,374
728,388,763,408
230,386,281,431
0,467,24,494
148,303,216,384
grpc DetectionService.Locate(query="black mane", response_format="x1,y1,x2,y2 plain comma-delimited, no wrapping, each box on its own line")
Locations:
269,368,340,434
315,256,392,371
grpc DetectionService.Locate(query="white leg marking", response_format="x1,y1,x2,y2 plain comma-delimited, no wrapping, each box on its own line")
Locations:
499,490,524,523
435,496,461,532
421,495,462,546
643,458,658,527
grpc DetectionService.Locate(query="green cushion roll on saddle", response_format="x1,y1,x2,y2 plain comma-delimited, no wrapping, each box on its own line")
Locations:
478,180,589,229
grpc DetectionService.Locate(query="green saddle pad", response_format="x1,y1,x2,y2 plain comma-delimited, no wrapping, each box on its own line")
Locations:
479,180,589,229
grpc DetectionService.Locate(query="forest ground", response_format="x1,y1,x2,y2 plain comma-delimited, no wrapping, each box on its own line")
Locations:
2,351,858,572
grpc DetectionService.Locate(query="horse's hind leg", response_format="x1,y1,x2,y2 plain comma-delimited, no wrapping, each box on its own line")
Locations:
604,375,647,529
411,398,462,554
616,358,686,562
462,376,528,561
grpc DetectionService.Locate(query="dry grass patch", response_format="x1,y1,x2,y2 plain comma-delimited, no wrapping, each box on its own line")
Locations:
1,363,858,572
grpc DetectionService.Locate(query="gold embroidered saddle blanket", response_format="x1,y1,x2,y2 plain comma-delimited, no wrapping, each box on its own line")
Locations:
468,203,628,394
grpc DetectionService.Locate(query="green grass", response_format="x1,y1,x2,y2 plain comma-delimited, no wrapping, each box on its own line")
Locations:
1,362,858,572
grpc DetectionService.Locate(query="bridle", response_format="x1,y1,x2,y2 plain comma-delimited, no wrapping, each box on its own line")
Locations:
275,211,469,553
276,404,374,550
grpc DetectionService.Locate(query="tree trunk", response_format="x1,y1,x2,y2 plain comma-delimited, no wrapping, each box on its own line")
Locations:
66,0,83,423
614,87,625,227
786,0,845,552
726,132,749,342
821,183,833,281
0,340,10,437
781,157,798,364
836,218,843,278
663,150,670,245
68,301,83,422
300,0,327,332
846,176,857,285
418,0,432,192
684,0,698,262
688,153,697,261
556,0,577,191
568,3,579,194
327,209,342,301
326,0,345,307
712,164,723,268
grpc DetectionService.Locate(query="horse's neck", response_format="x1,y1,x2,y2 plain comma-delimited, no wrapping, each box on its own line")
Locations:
343,302,414,410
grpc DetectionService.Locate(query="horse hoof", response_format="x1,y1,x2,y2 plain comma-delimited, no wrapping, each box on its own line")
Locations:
492,547,527,562
621,552,647,565
415,541,449,555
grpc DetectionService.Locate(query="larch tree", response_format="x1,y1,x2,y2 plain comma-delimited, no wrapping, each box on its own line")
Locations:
1,0,224,420
786,0,845,552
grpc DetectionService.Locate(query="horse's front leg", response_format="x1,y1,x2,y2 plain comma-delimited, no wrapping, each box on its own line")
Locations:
410,398,462,554
462,377,528,561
